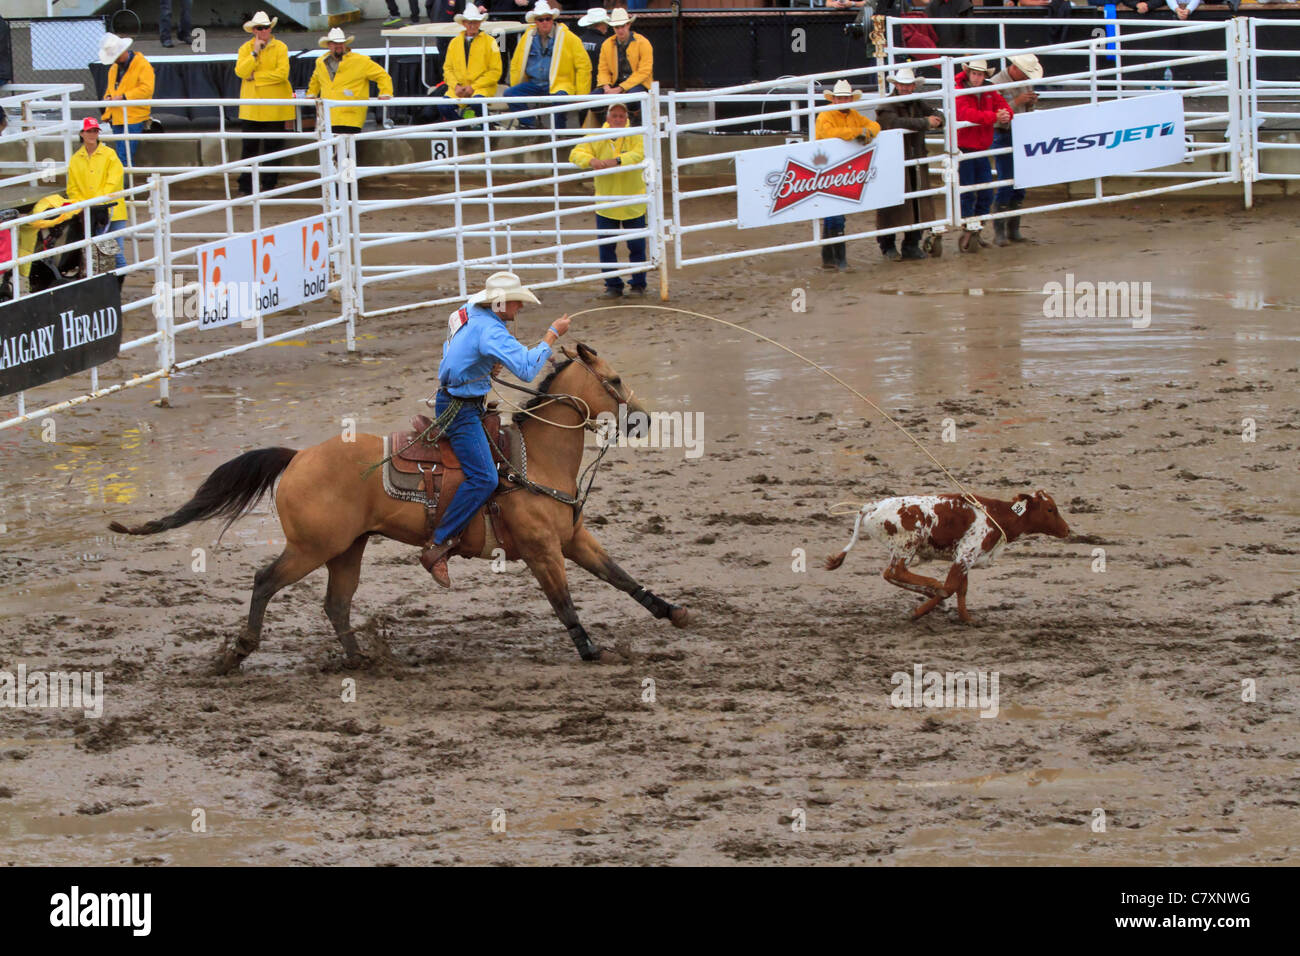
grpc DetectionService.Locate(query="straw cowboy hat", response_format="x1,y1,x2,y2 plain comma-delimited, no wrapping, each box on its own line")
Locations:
97,33,132,66
964,59,996,75
578,7,610,27
888,67,921,86
525,1,562,22
608,8,635,27
824,79,863,102
454,1,488,24
319,27,355,48
243,11,278,33
1010,53,1044,80
469,272,541,307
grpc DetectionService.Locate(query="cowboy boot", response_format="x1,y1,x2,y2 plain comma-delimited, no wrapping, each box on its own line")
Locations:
900,238,926,260
835,240,849,272
822,241,837,270
1007,199,1028,242
958,226,981,254
992,203,1009,246
419,536,460,589
879,238,902,262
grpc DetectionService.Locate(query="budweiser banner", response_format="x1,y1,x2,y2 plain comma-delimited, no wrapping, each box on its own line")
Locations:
734,129,905,230
0,275,122,398
194,216,330,330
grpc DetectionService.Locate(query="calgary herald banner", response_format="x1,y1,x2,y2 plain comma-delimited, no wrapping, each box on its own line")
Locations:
195,216,330,330
1013,92,1186,190
0,275,122,398
734,129,905,230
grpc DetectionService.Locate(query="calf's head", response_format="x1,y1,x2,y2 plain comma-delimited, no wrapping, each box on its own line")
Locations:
1011,490,1070,539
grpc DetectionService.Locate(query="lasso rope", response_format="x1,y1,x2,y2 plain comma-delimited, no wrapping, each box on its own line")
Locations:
565,303,1008,544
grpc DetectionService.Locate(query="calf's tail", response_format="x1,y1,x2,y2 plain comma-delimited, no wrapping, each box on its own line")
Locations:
825,506,870,571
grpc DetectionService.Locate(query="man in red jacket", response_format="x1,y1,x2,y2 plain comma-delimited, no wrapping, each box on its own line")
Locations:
954,59,1010,253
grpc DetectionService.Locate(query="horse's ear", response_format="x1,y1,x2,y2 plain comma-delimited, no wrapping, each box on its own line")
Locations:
557,344,578,362
576,342,598,363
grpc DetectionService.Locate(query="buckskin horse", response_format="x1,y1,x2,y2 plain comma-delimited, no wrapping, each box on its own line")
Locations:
109,344,691,673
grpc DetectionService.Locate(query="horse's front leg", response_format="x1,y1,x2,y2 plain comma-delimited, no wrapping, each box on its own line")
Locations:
564,526,691,628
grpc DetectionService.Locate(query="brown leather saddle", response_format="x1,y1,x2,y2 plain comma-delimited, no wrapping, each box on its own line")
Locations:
388,408,519,560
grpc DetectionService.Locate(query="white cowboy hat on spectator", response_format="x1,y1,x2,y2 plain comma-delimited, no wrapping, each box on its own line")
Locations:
469,271,541,307
965,59,995,75
1009,53,1044,80
455,1,488,24
823,79,863,102
608,8,636,27
243,11,278,33
98,33,132,66
578,7,610,27
319,27,355,47
889,67,921,86
525,1,562,22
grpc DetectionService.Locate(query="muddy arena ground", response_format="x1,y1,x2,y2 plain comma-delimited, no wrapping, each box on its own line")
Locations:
1,193,1297,866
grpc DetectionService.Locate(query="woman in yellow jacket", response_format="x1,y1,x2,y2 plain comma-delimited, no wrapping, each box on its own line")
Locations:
98,33,154,168
234,11,295,195
437,4,502,121
814,80,881,272
307,28,394,134
505,1,591,130
568,102,647,299
65,117,128,274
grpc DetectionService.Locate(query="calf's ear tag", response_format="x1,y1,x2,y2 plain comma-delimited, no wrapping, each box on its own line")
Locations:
1012,500,1027,516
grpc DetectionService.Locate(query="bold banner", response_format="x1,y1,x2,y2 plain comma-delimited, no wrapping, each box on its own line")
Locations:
195,216,330,330
1012,92,1186,189
734,129,905,230
0,275,122,398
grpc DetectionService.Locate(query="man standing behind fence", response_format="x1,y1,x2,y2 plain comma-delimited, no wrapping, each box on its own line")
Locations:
815,80,880,272
235,12,294,195
98,33,154,170
438,3,502,121
308,28,394,134
875,67,943,261
989,52,1040,246
505,1,591,129
597,8,653,103
569,102,648,299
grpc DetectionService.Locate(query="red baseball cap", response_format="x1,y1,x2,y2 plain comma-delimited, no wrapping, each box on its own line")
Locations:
81,117,100,132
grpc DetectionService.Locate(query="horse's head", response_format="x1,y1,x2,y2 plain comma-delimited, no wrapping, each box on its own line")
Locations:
551,342,650,438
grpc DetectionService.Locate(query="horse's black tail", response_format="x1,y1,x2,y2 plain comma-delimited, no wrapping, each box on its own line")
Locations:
109,447,297,539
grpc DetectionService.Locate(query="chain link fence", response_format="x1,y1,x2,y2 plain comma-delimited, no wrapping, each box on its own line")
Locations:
4,17,107,102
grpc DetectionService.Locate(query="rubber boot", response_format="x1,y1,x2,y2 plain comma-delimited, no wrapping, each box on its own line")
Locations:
834,235,849,272
880,241,901,262
992,203,1009,246
1008,199,1028,242
822,241,836,271
899,238,926,260
958,226,981,254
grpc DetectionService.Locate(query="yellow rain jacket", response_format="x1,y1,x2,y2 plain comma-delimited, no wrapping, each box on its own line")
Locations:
568,124,646,221
102,51,155,127
307,50,394,129
442,30,503,100
508,23,591,96
66,145,126,223
18,194,75,278
815,106,881,143
596,32,654,90
235,37,295,122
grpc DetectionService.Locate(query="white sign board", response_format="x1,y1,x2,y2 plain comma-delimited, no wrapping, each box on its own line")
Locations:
1012,92,1186,190
734,129,905,230
195,217,330,330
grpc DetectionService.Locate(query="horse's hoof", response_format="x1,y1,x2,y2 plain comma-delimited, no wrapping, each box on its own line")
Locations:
669,606,691,629
343,653,373,670
210,650,245,676
584,646,629,665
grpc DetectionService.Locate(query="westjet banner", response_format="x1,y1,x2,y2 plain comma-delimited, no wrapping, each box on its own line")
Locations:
1012,92,1185,190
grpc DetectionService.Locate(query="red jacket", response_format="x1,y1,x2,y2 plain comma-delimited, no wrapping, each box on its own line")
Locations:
901,12,940,68
954,71,1010,151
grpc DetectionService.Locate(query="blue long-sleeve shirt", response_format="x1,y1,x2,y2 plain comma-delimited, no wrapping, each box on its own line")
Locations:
525,33,555,84
438,304,552,398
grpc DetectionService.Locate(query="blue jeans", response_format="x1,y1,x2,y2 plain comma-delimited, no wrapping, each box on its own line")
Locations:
505,80,568,128
108,122,144,168
432,392,498,545
596,213,647,290
992,129,1024,207
958,149,994,219
103,218,128,272
438,94,487,122
823,214,845,233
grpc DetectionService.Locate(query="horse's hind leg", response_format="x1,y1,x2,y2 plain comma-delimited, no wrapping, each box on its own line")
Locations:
324,535,369,662
213,546,323,675
563,527,690,628
521,540,615,663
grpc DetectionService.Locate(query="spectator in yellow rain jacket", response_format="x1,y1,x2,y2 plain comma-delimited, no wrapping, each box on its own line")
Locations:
505,1,591,130
65,117,128,275
308,28,393,134
568,102,647,299
98,33,154,169
596,9,653,99
814,79,880,272
234,11,295,195
437,3,502,121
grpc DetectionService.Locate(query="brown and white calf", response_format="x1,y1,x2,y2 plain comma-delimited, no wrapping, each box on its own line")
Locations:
825,490,1070,622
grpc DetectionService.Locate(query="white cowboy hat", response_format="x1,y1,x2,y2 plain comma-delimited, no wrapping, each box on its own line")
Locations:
243,11,278,33
608,7,635,27
889,67,921,86
964,59,995,75
469,271,541,307
454,1,488,24
98,33,133,66
577,7,610,27
824,79,863,102
319,27,355,47
525,1,562,22
1009,53,1044,81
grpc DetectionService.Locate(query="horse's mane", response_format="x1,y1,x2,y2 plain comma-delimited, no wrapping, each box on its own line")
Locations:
516,358,575,416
